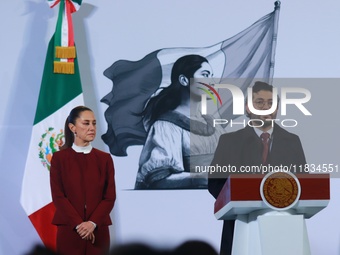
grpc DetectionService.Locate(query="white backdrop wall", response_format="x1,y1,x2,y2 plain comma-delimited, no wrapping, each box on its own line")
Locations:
1,1,340,255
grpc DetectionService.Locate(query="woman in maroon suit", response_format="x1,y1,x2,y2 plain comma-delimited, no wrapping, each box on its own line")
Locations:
50,106,116,255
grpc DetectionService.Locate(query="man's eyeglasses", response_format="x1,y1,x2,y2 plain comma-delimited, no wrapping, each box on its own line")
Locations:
253,100,273,109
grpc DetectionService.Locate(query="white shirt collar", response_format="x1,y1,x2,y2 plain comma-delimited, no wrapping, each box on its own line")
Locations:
254,126,274,139
72,143,93,154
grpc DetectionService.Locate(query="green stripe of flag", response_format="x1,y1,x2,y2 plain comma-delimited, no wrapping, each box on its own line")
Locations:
34,34,82,125
72,0,83,6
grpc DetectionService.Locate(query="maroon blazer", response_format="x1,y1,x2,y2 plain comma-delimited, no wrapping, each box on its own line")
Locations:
50,147,116,229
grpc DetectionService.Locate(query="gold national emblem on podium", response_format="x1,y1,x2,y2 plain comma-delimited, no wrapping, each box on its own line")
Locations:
262,172,300,209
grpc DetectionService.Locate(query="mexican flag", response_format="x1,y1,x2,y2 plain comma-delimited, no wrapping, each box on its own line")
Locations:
20,0,83,250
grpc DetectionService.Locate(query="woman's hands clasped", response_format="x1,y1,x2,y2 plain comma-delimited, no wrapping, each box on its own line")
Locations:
76,221,96,244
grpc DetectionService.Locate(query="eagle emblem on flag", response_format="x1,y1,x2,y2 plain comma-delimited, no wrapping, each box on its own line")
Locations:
38,127,64,170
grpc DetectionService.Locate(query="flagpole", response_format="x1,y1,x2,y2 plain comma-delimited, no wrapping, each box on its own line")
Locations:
269,1,281,84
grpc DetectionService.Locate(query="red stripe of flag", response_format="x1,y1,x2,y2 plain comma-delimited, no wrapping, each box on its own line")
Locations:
28,202,57,251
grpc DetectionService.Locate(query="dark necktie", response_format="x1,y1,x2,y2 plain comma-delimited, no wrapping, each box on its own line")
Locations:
261,132,270,164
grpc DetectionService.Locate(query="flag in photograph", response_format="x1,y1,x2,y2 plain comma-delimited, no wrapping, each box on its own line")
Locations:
20,0,83,250
101,2,281,156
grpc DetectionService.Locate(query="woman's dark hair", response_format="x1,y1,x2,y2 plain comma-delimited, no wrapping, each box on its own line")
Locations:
60,106,93,150
143,54,208,127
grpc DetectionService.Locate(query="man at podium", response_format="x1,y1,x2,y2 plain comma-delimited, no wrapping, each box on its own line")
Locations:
208,81,307,255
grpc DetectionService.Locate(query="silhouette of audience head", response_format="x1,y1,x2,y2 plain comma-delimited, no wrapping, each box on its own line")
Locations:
173,240,218,255
25,244,56,255
25,240,217,255
108,240,217,255
108,242,167,255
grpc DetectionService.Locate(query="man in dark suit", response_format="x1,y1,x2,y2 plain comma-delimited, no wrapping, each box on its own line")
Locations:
208,81,307,255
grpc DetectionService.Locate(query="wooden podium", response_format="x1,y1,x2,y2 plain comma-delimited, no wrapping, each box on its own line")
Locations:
214,172,330,255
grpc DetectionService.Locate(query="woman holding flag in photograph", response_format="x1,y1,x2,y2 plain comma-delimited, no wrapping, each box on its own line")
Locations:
134,54,224,189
